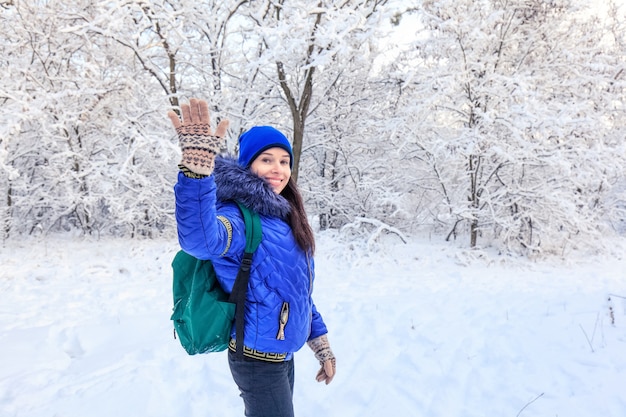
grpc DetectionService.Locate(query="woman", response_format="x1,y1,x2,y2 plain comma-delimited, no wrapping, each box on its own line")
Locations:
168,99,335,417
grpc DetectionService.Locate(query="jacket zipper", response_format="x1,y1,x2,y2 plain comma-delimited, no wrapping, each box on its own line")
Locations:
276,302,289,340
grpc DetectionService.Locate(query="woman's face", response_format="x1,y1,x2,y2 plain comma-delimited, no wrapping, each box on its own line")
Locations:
250,147,291,194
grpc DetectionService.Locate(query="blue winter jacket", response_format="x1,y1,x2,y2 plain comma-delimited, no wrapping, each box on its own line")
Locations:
174,156,328,356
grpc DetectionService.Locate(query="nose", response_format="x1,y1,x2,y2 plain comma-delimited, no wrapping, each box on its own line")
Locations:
270,161,283,173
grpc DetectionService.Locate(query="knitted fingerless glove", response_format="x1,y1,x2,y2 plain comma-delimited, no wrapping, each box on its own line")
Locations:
168,98,228,176
176,122,222,176
308,334,336,384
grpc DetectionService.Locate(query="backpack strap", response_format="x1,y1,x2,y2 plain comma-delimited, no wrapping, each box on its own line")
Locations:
228,201,262,359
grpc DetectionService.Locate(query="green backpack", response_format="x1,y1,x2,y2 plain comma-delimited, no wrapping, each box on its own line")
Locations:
170,202,262,355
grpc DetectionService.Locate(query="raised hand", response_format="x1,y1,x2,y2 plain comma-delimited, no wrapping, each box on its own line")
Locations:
168,98,229,176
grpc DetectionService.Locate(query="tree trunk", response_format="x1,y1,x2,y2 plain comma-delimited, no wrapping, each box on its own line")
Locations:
274,6,322,182
276,61,315,182
468,153,480,247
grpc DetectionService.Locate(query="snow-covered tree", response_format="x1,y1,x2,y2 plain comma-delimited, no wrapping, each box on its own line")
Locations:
0,0,395,238
216,0,397,230
196,0,390,179
384,0,626,255
1,0,623,258
0,0,177,238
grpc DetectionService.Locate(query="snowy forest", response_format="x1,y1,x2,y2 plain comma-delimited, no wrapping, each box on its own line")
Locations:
1,0,625,257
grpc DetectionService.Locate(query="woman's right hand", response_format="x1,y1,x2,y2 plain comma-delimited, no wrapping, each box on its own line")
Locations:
168,98,229,176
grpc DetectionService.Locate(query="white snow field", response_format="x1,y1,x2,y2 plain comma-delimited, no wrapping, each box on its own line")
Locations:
1,234,625,417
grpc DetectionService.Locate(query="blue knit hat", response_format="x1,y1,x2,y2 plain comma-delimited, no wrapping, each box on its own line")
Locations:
238,126,293,168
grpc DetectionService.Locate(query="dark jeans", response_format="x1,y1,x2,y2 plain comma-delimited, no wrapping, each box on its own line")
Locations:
228,350,295,417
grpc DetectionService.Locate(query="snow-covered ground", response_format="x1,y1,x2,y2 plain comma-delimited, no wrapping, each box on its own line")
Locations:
1,233,625,417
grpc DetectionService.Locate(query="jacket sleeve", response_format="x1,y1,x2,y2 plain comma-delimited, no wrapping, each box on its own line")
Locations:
309,302,328,340
308,256,328,340
174,172,234,260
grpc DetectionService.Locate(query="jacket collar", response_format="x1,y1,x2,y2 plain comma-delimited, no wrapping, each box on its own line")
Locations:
213,156,291,220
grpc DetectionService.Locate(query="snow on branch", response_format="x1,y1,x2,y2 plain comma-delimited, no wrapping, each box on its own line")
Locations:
341,216,407,250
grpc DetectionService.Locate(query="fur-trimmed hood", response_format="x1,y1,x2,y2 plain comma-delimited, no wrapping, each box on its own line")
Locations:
213,155,291,220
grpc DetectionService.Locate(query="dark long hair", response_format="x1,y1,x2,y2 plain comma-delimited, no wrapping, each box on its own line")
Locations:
281,177,315,254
